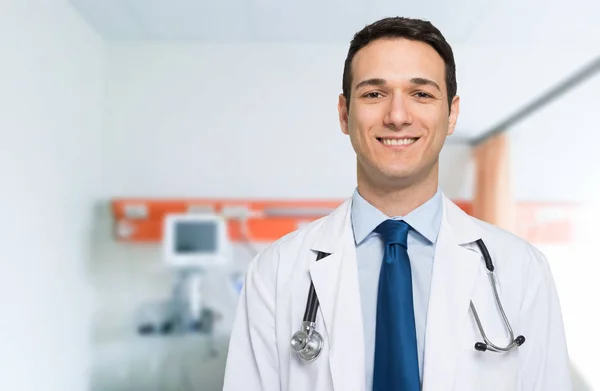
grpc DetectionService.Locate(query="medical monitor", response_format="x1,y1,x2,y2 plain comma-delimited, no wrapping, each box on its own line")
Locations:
163,213,229,269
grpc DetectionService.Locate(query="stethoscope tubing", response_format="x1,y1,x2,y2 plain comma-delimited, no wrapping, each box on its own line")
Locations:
302,251,329,322
292,239,526,361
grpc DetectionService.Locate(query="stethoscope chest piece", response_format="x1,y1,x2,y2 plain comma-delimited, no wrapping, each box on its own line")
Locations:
291,321,323,361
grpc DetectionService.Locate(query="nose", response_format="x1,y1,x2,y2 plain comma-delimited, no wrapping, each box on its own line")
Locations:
383,92,412,129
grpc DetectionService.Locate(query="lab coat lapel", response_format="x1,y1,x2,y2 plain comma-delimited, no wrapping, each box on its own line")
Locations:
309,199,365,391
422,196,483,391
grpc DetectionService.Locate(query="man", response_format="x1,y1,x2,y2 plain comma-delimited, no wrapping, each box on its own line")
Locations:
223,17,572,391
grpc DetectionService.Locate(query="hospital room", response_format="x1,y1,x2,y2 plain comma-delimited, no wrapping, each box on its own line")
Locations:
1,0,599,390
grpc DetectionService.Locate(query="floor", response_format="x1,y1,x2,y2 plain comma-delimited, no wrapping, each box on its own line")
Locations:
91,333,230,391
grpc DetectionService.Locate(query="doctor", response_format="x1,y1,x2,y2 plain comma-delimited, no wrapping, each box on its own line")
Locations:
223,16,572,391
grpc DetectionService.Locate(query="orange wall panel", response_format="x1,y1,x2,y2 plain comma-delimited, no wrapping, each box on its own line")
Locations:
110,198,575,244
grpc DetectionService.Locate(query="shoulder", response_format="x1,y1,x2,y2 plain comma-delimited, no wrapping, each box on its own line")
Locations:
443,198,547,287
464,214,550,280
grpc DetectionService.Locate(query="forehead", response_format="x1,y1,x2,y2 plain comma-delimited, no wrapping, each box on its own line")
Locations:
351,38,446,89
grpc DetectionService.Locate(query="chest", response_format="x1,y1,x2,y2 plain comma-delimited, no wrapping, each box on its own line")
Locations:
278,226,524,391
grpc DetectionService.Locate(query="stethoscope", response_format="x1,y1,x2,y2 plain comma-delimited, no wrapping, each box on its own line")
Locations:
290,239,526,361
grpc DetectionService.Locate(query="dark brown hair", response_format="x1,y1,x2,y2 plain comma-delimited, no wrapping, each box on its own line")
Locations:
342,17,457,111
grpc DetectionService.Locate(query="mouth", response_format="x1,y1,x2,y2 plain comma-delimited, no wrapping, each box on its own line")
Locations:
376,137,419,147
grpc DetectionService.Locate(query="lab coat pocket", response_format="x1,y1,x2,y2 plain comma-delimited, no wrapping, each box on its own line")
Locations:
288,355,334,391
454,345,520,391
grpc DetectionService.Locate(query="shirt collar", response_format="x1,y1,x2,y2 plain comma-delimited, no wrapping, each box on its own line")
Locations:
350,187,443,245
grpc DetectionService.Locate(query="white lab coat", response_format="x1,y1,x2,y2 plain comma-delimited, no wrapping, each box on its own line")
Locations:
223,195,572,391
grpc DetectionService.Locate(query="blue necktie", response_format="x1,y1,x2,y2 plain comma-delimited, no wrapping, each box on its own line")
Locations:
373,219,420,391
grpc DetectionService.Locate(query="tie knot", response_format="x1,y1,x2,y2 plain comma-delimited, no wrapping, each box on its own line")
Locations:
374,219,410,247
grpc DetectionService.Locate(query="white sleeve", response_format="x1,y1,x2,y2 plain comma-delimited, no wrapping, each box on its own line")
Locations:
222,251,281,391
518,248,572,390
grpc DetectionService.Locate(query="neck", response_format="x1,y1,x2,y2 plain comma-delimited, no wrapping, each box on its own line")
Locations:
357,166,439,217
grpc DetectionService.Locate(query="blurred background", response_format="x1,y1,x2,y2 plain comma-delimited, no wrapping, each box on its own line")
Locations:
1,0,599,390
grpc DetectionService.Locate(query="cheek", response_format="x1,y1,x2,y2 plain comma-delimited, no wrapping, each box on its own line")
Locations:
431,120,450,145
351,108,382,138
419,112,449,144
348,116,372,144
346,119,365,153
353,101,382,122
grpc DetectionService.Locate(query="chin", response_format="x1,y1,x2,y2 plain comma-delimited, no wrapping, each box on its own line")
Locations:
380,164,416,178
359,159,427,188
377,170,418,187
380,160,437,185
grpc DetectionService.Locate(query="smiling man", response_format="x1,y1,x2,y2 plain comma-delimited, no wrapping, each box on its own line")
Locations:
223,17,572,391
338,34,458,218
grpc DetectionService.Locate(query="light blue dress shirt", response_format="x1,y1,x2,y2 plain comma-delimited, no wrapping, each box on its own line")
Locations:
350,188,443,390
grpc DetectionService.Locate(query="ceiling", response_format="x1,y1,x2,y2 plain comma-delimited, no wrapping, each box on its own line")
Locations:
70,0,600,138
69,0,600,45
68,0,489,43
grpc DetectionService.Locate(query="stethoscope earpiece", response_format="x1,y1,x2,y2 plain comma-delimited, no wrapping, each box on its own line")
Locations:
474,335,527,353
474,342,488,352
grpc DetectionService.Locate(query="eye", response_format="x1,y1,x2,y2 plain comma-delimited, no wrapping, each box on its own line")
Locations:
414,92,434,99
363,91,384,99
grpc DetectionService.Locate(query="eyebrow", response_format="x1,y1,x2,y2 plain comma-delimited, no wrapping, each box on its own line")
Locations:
354,77,441,92
410,77,441,92
354,78,386,91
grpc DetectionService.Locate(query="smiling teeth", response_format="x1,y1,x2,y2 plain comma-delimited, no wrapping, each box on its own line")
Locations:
382,138,417,146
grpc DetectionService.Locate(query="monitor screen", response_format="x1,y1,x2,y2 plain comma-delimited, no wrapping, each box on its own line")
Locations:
174,221,218,254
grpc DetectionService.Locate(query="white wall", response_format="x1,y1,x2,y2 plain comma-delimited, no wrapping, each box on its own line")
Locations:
104,42,474,200
0,1,105,390
104,42,600,202
510,70,600,202
508,67,600,389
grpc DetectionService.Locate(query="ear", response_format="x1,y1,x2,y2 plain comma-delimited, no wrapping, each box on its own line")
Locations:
447,95,460,136
338,94,349,135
